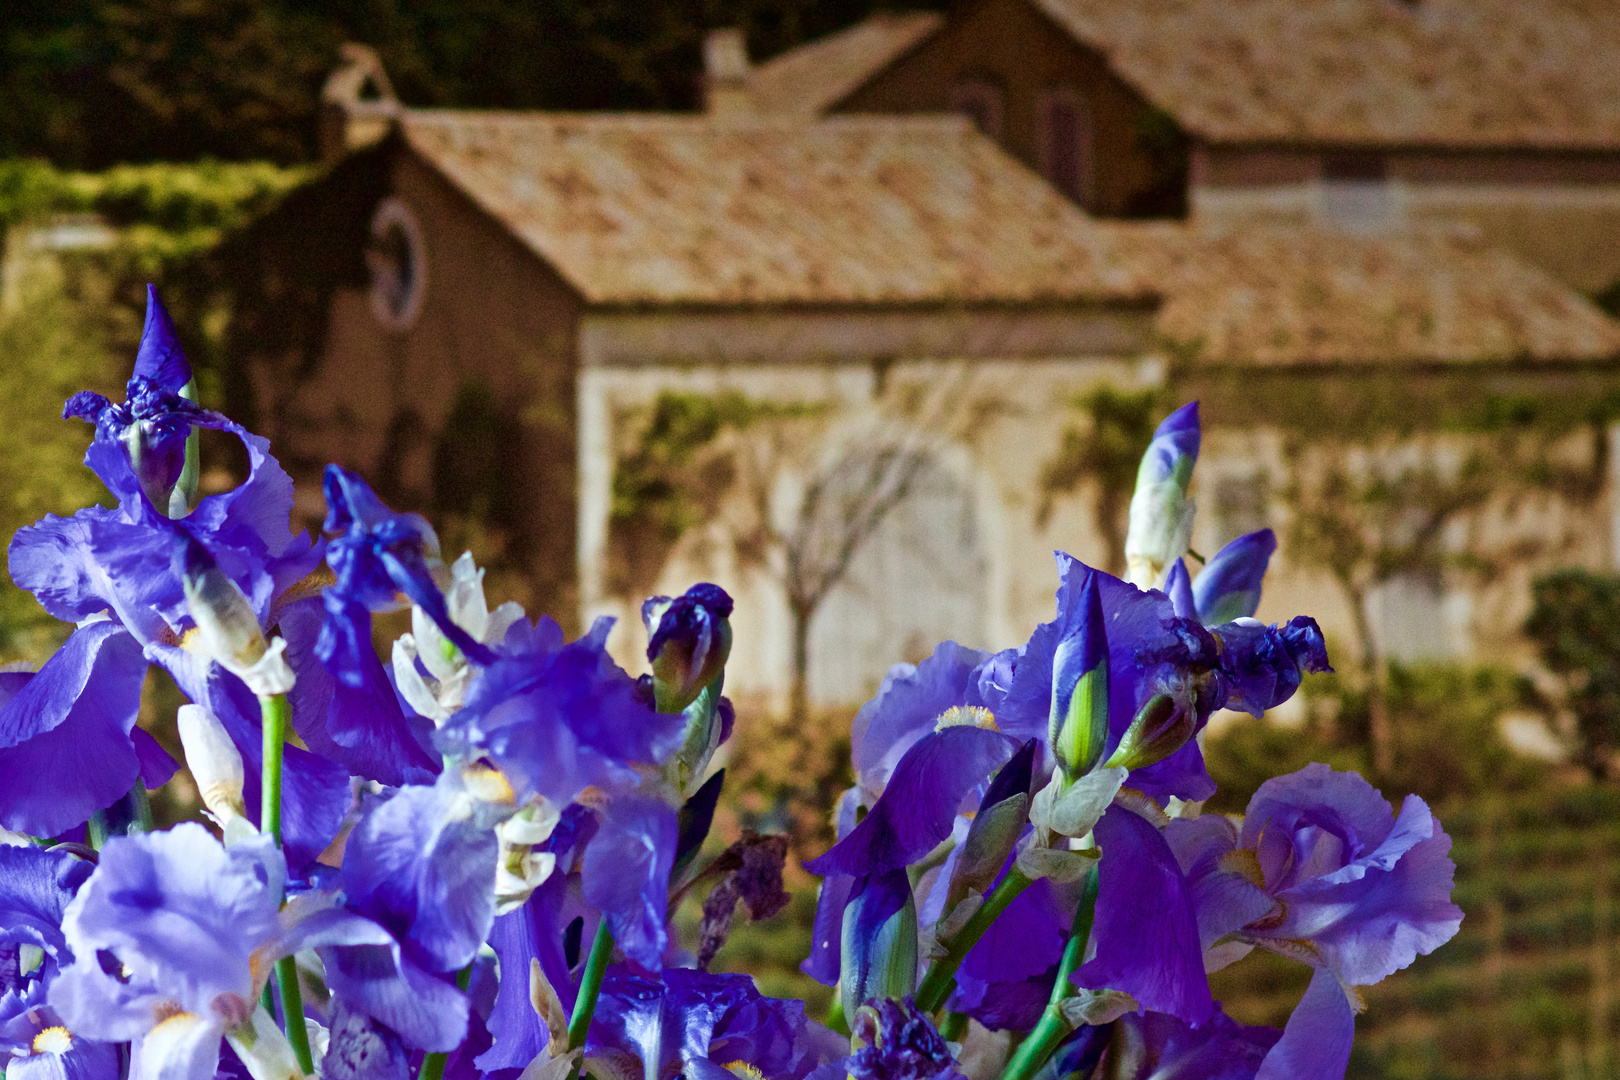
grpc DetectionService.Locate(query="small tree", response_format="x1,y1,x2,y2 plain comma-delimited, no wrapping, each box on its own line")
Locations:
1283,418,1606,778
729,376,970,723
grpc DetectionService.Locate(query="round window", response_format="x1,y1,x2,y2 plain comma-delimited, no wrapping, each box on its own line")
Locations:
367,197,426,331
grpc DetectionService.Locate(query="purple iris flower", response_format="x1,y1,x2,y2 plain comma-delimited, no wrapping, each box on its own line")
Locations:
3,288,345,850
581,794,679,971
435,616,684,809
998,553,1219,803
314,777,507,1053
849,641,996,802
48,824,285,1080
343,780,500,976
1191,530,1276,627
644,583,734,713
801,643,1008,989
585,966,845,1080
0,845,119,1080
315,465,506,786
437,613,685,971
61,286,204,517
803,724,1016,880
1165,764,1462,1080
1001,554,1330,803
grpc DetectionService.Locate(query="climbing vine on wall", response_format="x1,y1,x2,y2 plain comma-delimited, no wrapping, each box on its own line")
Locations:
1038,385,1164,577
607,390,824,601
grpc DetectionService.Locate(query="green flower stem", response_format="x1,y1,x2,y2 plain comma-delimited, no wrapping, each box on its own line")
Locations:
915,866,1034,1014
418,1051,448,1080
259,692,314,1075
939,1011,969,1042
276,957,315,1075
417,967,476,1080
996,867,1100,1080
569,920,615,1054
260,693,288,844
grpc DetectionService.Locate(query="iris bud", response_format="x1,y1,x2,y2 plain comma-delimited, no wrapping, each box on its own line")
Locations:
1124,402,1200,589
176,535,294,696
945,738,1036,910
1050,570,1110,781
646,583,734,796
176,704,246,825
841,868,918,1019
645,583,734,712
1104,693,1195,772
1193,528,1277,626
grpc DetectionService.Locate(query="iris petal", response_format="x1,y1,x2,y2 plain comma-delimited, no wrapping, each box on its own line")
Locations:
0,623,148,837
803,726,1015,878
581,795,678,970
1075,805,1213,1025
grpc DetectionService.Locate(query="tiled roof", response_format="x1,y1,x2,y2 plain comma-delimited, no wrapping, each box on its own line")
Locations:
401,111,1150,306
1107,222,1620,365
1036,0,1620,149
747,12,943,117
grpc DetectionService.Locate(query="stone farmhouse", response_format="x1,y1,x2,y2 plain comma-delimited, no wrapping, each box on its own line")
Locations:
234,2,1620,713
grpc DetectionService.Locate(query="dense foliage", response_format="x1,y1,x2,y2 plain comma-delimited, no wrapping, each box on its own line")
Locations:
1526,568,1620,778
0,0,940,167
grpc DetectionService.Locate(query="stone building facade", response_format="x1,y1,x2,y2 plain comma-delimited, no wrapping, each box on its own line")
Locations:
238,24,1620,712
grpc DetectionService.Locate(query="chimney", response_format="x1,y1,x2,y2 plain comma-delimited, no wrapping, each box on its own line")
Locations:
319,44,402,161
703,29,754,118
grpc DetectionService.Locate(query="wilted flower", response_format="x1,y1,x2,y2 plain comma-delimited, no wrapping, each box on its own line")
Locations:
844,998,963,1080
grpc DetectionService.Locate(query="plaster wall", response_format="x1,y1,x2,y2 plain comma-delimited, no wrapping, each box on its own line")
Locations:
1190,406,1616,689
578,335,1162,711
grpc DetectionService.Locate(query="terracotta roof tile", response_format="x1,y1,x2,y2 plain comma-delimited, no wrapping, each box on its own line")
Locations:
1106,221,1620,364
747,12,944,117
401,110,1150,306
1036,0,1620,148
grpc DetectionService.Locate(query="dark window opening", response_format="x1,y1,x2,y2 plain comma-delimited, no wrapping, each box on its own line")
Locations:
1322,153,1388,182
951,80,1005,140
1039,88,1093,206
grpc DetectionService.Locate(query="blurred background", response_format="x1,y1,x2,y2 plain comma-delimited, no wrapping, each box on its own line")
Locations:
7,2,1620,1076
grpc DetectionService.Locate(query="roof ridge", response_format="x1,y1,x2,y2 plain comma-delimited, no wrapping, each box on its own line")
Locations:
401,109,974,132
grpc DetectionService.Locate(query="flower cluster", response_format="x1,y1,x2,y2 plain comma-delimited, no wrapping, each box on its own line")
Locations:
0,293,1460,1080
